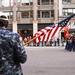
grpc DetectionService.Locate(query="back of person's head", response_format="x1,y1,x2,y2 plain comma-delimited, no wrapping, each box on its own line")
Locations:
0,14,8,28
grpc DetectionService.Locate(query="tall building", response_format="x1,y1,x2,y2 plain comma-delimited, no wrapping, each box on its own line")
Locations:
59,0,75,38
0,0,75,39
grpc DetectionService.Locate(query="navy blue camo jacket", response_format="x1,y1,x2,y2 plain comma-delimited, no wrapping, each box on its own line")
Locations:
0,28,27,75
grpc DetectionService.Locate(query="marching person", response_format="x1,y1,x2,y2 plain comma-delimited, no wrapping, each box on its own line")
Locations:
0,14,27,75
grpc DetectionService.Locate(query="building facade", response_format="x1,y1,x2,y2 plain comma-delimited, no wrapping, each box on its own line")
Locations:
59,0,75,38
0,0,75,39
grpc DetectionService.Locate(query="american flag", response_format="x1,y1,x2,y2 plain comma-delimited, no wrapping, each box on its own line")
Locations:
40,24,63,42
34,14,75,44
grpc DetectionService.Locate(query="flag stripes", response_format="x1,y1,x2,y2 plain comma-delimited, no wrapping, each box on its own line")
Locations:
40,25,63,42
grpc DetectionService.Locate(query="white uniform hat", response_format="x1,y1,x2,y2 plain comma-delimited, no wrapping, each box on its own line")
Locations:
0,12,8,20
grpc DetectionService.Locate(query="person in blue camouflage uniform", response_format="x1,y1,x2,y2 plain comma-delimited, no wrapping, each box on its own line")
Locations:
0,15,27,75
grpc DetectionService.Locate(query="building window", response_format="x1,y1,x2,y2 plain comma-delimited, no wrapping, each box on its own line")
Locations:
21,0,29,6
51,10,54,17
63,9,75,16
63,9,68,16
17,12,20,19
2,0,10,7
2,0,14,7
21,0,33,6
68,9,73,15
21,11,29,18
9,12,13,19
10,0,13,6
42,11,50,18
30,0,33,5
30,11,33,18
41,0,49,5
38,0,40,5
73,9,75,13
38,11,40,18
63,0,75,4
51,0,54,5
18,0,21,6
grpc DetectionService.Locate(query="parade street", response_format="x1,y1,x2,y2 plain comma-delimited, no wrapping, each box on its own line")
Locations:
22,47,75,75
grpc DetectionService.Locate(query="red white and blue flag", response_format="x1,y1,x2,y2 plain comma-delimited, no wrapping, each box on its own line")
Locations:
40,24,63,42
34,14,75,44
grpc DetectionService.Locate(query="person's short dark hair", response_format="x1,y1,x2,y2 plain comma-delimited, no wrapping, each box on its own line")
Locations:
0,15,8,28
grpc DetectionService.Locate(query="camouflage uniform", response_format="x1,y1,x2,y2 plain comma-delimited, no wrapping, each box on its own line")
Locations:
0,28,27,75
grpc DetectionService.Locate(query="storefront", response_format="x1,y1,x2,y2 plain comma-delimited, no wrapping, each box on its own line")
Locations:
18,23,54,39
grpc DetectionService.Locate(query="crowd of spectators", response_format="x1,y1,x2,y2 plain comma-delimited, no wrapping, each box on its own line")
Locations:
21,36,65,47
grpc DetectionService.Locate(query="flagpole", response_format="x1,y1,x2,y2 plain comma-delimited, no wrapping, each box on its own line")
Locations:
23,34,40,46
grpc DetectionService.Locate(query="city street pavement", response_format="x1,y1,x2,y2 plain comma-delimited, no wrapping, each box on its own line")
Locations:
22,46,75,75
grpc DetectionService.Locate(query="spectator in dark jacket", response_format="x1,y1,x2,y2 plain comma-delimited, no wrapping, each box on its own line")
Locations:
0,15,27,75
57,38,60,46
